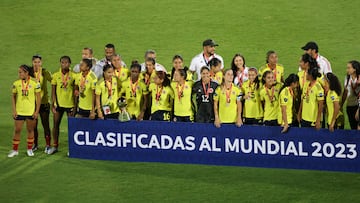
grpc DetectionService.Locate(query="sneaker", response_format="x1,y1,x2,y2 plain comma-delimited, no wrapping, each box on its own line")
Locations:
27,149,34,157
44,146,51,154
8,150,19,158
32,145,38,152
47,147,58,155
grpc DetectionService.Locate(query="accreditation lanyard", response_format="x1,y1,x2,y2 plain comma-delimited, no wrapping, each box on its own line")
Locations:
237,69,245,87
176,82,185,101
130,79,138,97
80,72,88,90
202,82,210,97
225,84,232,103
155,85,163,102
21,77,30,96
203,53,211,66
61,71,69,88
105,79,113,99
350,77,358,94
266,85,275,102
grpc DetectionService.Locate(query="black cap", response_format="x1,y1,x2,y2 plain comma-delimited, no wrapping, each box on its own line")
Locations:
203,39,218,47
301,41,318,51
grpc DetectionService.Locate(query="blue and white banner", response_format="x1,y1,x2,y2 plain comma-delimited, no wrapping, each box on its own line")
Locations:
68,118,360,173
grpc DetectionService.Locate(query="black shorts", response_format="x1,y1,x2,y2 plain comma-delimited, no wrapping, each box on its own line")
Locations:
14,115,34,120
77,108,91,117
301,119,313,128
173,115,192,122
244,118,263,125
151,110,171,121
40,103,50,113
56,107,73,114
104,112,119,120
263,120,279,126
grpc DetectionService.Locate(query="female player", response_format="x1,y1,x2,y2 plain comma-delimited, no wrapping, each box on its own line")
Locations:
171,68,193,122
278,74,299,133
209,58,223,84
48,56,76,155
298,53,318,90
9,65,41,157
259,50,284,84
324,72,343,132
241,67,263,125
341,60,360,129
297,67,324,129
170,54,192,81
111,54,129,83
231,54,249,87
260,71,281,126
96,64,120,119
149,71,174,121
31,55,52,153
192,66,219,123
120,62,149,120
213,69,243,128
143,57,157,86
74,58,98,119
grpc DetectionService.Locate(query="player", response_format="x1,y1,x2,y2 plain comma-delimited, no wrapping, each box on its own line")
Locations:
324,73,343,132
297,67,324,129
8,65,41,157
278,74,299,133
170,54,192,81
192,66,219,123
231,53,249,87
260,71,281,126
96,64,120,119
120,62,149,120
171,68,193,122
209,57,223,84
213,69,243,128
111,54,129,84
341,60,360,130
259,50,284,84
74,59,97,119
241,67,263,125
143,57,157,86
148,71,174,121
31,55,52,153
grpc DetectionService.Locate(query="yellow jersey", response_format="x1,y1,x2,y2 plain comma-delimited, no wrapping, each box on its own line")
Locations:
141,71,157,86
95,76,120,114
211,71,223,84
259,64,284,84
75,71,97,110
241,80,263,119
51,70,76,108
171,81,193,117
259,83,281,121
120,78,149,117
213,84,242,123
326,90,340,125
298,70,326,90
114,67,129,83
12,78,41,116
278,87,294,125
34,68,52,104
301,81,324,123
149,83,174,113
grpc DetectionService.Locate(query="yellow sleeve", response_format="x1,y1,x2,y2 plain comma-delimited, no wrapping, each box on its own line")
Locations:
95,81,102,95
279,89,289,106
168,86,175,99
35,82,41,93
44,70,52,82
141,82,148,95
51,72,57,85
213,87,220,101
316,83,325,101
330,91,339,102
12,82,17,93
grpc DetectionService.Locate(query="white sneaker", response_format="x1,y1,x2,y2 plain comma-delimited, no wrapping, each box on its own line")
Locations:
8,150,19,158
27,149,34,157
44,146,51,154
47,147,58,155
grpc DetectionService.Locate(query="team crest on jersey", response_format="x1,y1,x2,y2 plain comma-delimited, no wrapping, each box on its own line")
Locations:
319,93,324,97
162,90,166,94
209,88,214,93
29,85,32,89
284,98,288,102
331,96,335,100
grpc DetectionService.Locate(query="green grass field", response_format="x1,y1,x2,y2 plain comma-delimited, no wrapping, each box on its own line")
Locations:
1,0,360,202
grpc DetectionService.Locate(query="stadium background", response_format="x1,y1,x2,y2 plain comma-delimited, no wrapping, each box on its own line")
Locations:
0,0,359,202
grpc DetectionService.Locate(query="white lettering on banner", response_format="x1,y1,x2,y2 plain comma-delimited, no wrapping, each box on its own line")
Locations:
72,131,357,159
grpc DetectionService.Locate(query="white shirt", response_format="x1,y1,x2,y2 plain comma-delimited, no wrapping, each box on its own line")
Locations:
316,54,332,75
189,52,224,81
233,67,249,87
140,62,167,73
73,58,104,79
344,76,359,106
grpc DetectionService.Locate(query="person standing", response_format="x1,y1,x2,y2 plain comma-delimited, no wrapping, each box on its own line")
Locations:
259,50,284,84
341,60,360,129
140,49,166,72
48,56,76,155
189,39,224,81
231,54,249,88
192,66,218,123
171,68,193,122
324,73,343,132
8,65,41,157
73,47,99,74
31,55,52,153
301,41,332,74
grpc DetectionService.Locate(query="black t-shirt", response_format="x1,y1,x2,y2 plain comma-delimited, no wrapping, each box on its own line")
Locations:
192,80,219,123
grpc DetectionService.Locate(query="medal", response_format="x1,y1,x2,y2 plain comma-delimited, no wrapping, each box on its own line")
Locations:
21,77,30,96
155,85,163,104
105,79,113,99
130,79,138,98
225,84,232,105
176,83,185,103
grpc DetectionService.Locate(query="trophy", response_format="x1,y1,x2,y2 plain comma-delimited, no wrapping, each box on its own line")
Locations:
117,97,130,122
